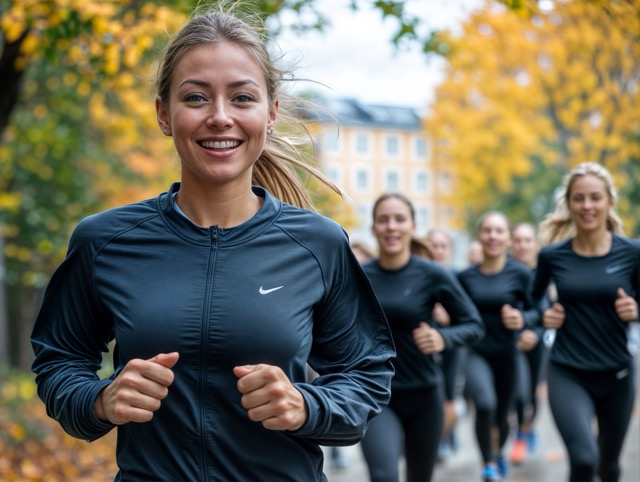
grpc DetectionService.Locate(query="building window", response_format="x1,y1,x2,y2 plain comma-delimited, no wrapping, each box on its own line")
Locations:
353,132,371,156
416,206,429,233
386,170,400,191
384,135,401,158
354,167,370,192
414,170,430,194
325,164,340,185
322,130,341,154
414,136,428,160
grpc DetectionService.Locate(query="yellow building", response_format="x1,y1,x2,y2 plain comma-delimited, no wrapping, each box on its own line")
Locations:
309,98,457,253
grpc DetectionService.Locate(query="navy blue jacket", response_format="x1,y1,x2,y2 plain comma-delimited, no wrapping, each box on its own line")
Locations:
457,258,539,357
532,234,640,372
31,183,395,481
363,255,483,391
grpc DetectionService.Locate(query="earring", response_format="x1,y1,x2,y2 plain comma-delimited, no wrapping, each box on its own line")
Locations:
268,127,274,135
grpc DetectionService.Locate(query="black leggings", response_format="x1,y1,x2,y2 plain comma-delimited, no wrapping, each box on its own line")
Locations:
547,361,636,482
465,350,518,463
360,385,444,482
441,347,465,401
514,340,548,426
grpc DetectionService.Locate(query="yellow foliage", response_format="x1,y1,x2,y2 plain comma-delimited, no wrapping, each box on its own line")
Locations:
0,193,21,211
426,0,640,215
1,367,119,481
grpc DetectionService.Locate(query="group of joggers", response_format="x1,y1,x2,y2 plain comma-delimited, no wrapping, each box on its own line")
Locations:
351,162,638,482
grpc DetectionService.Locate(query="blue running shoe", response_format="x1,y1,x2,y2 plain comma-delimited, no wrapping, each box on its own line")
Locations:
496,453,508,477
482,465,501,481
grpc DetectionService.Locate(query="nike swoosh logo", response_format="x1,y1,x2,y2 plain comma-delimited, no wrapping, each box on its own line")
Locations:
259,286,284,295
616,368,629,380
606,265,623,274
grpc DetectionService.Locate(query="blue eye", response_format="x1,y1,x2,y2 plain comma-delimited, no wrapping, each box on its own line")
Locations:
235,94,254,103
186,93,206,102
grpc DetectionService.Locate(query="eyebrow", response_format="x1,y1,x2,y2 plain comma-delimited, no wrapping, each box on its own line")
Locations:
178,78,262,89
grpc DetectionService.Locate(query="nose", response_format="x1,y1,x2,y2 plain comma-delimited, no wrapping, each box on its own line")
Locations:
206,101,233,129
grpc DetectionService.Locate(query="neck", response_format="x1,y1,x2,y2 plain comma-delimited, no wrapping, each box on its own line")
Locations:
378,250,411,270
479,254,507,274
176,181,262,228
572,229,612,256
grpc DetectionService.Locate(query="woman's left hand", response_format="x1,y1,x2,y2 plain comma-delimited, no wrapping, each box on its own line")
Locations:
516,329,539,351
234,364,307,431
615,288,638,321
501,304,524,330
412,322,446,354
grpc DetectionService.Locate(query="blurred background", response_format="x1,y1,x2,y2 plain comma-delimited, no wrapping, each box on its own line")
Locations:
1,0,638,479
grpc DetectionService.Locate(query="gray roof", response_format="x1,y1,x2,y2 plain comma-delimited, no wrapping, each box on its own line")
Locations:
300,97,422,130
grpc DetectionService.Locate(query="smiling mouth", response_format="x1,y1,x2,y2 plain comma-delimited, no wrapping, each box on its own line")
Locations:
199,140,240,149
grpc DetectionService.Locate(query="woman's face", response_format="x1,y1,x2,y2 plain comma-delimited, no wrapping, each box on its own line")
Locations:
372,197,415,257
427,232,452,265
567,174,613,235
478,213,511,260
511,225,538,268
156,42,277,191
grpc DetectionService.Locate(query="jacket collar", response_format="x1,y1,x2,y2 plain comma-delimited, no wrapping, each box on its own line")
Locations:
158,182,283,246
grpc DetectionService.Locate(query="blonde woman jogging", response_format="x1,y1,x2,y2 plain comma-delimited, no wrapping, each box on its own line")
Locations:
532,162,638,482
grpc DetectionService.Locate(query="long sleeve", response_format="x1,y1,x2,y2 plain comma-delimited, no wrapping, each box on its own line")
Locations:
436,269,485,349
31,220,116,441
293,239,395,446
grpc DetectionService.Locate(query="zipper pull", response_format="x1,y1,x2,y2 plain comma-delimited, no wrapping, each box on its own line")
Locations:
211,226,218,248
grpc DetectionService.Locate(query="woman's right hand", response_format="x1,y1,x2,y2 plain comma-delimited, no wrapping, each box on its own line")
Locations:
432,303,451,327
543,303,565,329
94,352,179,425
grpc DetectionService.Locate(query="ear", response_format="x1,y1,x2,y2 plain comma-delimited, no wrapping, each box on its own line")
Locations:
156,97,171,136
267,99,278,133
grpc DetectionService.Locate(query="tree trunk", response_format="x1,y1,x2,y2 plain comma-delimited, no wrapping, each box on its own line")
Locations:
0,28,29,142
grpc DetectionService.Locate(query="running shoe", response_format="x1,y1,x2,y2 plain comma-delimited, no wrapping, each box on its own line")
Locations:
510,433,527,465
482,464,501,481
496,453,508,477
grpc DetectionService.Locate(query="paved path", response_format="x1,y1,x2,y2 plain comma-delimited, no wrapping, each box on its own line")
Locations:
323,361,640,482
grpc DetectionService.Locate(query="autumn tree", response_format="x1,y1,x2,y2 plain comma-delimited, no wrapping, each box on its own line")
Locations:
427,0,640,230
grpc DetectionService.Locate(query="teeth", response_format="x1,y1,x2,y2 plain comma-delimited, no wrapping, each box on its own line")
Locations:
201,140,239,149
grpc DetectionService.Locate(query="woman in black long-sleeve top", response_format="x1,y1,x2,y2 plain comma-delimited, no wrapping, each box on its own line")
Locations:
531,162,638,482
360,193,484,482
457,211,540,482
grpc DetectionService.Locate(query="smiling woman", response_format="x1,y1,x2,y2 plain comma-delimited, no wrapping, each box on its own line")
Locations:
532,162,638,482
30,4,395,481
360,192,483,482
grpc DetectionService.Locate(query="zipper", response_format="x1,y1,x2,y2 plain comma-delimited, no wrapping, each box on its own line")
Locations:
199,225,218,481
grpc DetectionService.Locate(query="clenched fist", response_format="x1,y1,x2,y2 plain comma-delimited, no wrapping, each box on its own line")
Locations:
234,364,307,432
95,352,179,425
412,321,446,354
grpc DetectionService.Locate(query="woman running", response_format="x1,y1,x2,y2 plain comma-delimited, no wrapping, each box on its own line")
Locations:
532,162,638,482
457,211,540,482
509,222,548,465
425,228,465,461
361,193,484,482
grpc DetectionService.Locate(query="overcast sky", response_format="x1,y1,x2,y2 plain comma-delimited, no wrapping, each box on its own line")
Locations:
276,0,481,110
